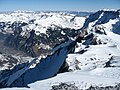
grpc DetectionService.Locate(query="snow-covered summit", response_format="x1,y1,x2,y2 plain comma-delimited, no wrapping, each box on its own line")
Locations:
82,9,120,29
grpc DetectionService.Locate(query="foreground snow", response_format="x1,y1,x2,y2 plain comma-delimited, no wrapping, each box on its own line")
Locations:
1,69,120,90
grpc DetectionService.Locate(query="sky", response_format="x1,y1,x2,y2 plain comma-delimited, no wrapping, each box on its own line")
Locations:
0,0,120,12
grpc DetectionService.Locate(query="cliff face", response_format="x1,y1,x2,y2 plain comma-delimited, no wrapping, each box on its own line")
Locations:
5,27,78,57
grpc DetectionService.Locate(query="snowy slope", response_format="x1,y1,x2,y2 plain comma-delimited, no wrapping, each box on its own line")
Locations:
1,70,120,90
28,70,120,90
0,9,120,90
67,9,120,71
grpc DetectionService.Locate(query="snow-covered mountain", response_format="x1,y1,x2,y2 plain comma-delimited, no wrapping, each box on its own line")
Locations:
0,11,85,31
67,9,120,71
0,11,85,57
0,9,120,90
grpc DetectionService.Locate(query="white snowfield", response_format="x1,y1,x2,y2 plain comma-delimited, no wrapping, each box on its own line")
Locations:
0,10,120,90
1,70,120,90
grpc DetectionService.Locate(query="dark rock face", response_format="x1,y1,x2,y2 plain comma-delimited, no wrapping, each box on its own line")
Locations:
83,33,95,45
94,10,119,26
57,61,69,73
87,83,120,90
105,56,120,67
51,83,79,90
83,10,103,28
82,10,120,29
4,22,78,57
51,83,120,90
112,20,120,35
0,22,6,32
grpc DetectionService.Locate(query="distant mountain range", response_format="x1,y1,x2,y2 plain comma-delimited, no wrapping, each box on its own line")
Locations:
0,10,94,16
